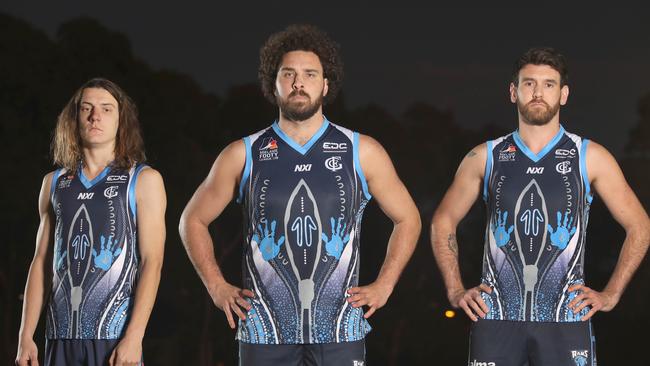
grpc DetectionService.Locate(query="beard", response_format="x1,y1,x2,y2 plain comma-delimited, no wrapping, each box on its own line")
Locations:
517,98,560,126
277,90,323,122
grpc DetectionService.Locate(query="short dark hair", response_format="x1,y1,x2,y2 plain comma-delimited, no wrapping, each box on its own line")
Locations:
512,47,569,86
258,24,343,105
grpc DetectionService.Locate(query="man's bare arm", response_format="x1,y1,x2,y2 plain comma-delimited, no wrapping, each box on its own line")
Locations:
569,141,650,320
16,172,55,366
346,135,421,319
178,140,253,329
431,144,492,321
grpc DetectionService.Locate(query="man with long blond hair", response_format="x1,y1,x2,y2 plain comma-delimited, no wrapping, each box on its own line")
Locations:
15,78,166,366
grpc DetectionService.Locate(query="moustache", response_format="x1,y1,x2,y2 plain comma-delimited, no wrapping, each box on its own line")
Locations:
288,90,310,98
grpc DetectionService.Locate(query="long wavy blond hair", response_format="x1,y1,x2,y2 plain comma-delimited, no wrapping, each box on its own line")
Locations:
52,78,146,172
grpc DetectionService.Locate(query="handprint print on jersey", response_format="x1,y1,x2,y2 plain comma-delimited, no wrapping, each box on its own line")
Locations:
322,217,350,260
548,211,577,250
92,235,122,271
252,220,285,261
491,210,514,248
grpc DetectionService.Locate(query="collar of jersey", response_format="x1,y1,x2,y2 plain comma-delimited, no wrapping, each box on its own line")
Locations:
512,124,565,163
79,165,111,189
271,117,330,155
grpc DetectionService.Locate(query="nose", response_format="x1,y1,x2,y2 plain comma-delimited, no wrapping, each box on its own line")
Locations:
292,73,304,90
89,107,101,123
532,84,543,99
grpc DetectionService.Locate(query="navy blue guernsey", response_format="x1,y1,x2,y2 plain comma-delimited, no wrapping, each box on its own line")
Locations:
237,119,372,344
481,126,593,322
46,164,147,339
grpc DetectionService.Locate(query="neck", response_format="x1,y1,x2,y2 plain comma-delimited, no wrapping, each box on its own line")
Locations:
516,115,561,154
277,110,326,146
81,143,115,176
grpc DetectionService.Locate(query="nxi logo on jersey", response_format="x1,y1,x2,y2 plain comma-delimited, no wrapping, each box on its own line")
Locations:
294,164,312,172
77,192,94,200
526,167,544,174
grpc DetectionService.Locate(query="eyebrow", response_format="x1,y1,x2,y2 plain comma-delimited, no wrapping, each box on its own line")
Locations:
278,67,321,73
521,77,558,84
80,101,117,107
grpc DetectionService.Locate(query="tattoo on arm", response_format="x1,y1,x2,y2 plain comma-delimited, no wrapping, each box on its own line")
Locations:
448,234,458,257
466,150,477,158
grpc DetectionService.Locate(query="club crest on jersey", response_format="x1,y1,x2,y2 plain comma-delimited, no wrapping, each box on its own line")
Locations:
571,350,588,366
555,148,576,158
556,161,572,174
104,186,119,198
259,137,279,161
498,144,517,162
325,156,343,172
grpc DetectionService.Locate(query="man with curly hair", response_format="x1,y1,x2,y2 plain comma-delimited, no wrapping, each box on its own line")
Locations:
180,24,421,365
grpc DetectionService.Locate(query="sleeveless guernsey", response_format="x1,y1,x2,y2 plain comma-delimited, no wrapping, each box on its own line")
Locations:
47,164,147,339
481,126,593,322
237,119,372,344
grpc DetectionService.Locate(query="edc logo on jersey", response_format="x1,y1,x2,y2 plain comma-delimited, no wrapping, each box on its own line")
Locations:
107,175,129,183
555,148,576,159
498,144,517,162
323,141,347,153
259,137,279,161
570,350,588,366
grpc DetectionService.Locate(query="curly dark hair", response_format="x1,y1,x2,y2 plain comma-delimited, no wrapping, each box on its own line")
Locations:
512,47,569,86
259,24,343,105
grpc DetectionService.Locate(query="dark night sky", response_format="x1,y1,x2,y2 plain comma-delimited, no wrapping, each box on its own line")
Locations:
2,3,649,153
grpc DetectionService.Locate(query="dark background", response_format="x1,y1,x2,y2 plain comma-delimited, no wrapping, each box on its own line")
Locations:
1,4,649,365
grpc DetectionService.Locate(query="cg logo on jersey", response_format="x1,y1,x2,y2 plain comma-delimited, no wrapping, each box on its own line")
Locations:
104,186,119,199
325,156,343,172
556,161,572,174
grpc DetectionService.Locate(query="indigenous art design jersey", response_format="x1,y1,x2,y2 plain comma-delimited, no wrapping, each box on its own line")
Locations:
237,119,372,344
481,126,593,322
47,164,147,339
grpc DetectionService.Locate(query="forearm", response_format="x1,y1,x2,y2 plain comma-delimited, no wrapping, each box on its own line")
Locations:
602,225,650,299
18,258,47,340
431,219,465,298
122,258,163,340
180,219,228,293
374,217,421,290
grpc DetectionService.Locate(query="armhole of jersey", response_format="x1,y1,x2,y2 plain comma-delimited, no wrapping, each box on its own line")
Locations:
580,139,593,203
236,136,252,204
353,132,372,200
129,164,149,218
50,168,63,204
483,140,493,202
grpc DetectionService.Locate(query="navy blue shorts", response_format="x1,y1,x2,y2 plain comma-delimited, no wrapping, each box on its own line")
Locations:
239,339,365,366
45,339,143,366
468,319,596,366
